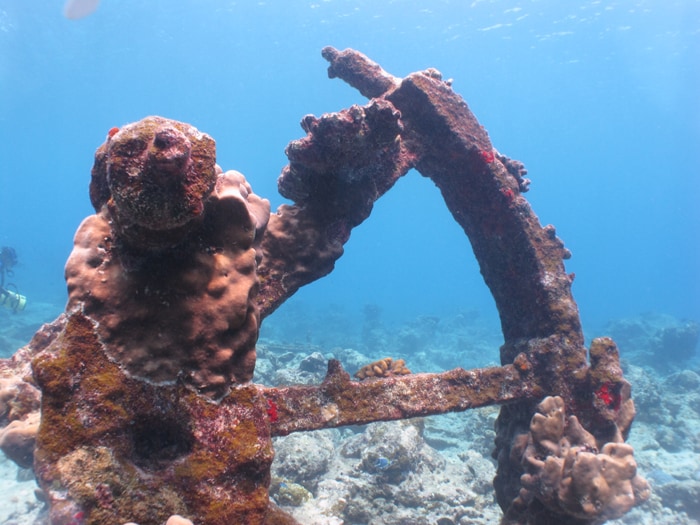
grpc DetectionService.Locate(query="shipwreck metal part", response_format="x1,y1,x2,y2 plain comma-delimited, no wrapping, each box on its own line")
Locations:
264,357,542,436
254,47,646,524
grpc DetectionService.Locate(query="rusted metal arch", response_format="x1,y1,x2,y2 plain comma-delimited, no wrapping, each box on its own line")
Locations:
255,48,635,524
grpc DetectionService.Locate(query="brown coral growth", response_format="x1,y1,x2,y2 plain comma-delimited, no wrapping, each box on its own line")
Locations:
513,396,650,522
67,117,270,398
354,357,411,380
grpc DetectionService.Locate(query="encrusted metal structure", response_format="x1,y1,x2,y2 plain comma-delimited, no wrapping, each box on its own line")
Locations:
0,48,648,525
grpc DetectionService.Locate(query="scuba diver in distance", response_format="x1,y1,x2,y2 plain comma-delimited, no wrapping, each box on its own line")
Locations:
0,247,27,312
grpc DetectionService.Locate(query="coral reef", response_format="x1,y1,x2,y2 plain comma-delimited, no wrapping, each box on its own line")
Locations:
653,480,700,518
3,308,698,523
272,430,335,490
653,321,699,362
605,313,699,368
252,314,699,523
270,415,502,525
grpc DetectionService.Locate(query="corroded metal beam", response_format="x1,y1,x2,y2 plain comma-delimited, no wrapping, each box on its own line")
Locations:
265,358,541,436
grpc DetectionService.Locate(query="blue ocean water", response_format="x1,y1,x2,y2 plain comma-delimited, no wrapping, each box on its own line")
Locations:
0,0,698,349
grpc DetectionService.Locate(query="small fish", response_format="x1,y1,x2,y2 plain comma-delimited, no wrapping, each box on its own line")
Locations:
63,0,100,20
374,456,390,470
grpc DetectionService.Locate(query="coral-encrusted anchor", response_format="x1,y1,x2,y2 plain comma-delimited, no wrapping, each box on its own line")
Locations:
0,48,649,525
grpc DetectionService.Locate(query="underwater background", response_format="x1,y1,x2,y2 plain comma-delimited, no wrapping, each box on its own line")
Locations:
0,1,699,524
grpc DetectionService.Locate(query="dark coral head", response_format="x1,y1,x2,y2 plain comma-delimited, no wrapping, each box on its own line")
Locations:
89,116,217,244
